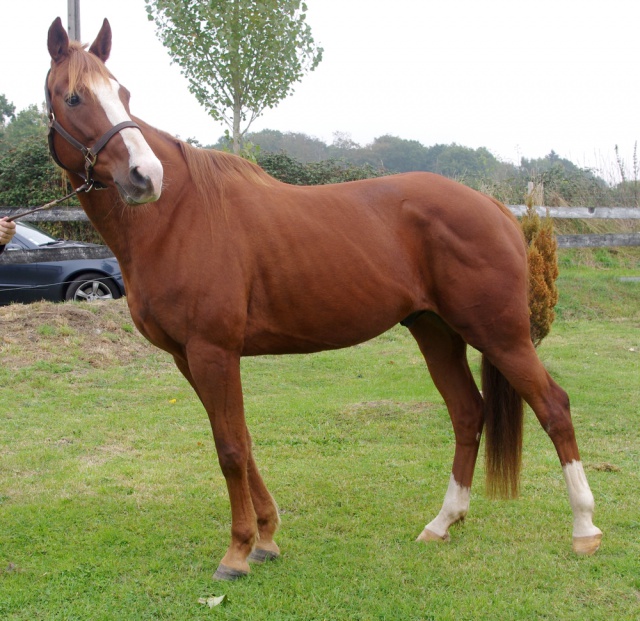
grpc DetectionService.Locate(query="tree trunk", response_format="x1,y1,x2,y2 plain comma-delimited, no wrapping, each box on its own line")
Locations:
232,98,241,155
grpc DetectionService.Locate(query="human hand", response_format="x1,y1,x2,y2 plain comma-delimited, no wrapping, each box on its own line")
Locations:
0,217,17,245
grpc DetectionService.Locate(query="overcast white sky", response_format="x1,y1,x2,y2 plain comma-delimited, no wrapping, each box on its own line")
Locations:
1,0,638,173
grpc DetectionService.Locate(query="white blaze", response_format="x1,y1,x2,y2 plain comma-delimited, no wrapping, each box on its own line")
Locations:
92,78,163,196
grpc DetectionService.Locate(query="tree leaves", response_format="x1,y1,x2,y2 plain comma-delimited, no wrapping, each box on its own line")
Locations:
144,0,323,153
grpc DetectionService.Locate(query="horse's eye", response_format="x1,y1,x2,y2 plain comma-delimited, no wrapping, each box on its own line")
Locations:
65,94,81,107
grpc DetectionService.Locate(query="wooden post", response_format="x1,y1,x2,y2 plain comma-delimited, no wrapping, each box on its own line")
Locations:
527,181,544,207
68,0,81,41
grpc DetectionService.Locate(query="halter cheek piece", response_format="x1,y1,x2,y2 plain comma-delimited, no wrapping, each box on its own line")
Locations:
44,69,140,190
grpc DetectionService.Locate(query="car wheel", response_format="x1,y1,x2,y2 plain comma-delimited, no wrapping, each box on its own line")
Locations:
65,272,120,302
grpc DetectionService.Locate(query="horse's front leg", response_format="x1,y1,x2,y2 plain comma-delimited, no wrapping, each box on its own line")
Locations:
174,352,281,570
246,435,281,563
183,341,258,580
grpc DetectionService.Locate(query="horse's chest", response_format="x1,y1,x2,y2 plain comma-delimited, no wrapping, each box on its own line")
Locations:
126,295,186,356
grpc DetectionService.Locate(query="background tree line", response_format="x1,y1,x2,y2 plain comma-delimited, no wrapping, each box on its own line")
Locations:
233,129,638,208
1,96,637,213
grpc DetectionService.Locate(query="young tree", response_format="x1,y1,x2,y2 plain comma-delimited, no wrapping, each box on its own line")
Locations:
145,0,323,154
0,94,16,144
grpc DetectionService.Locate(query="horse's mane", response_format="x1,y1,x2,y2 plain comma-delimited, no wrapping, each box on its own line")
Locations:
66,42,112,96
179,141,274,190
177,141,277,216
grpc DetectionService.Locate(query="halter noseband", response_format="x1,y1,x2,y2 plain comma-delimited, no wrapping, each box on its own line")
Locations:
45,69,140,190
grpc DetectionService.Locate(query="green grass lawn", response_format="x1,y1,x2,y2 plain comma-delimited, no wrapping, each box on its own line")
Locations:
0,266,638,620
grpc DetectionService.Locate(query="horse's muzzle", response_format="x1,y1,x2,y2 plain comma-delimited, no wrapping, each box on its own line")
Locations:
117,163,163,204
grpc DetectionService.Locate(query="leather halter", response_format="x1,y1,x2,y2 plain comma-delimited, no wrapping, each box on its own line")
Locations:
5,72,142,223
44,69,140,189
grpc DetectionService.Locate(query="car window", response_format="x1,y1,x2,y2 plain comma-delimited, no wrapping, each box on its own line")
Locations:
6,238,28,249
16,224,57,247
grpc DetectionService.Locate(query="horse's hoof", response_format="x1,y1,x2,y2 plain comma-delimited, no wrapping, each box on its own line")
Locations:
416,528,450,543
213,563,249,581
248,547,280,563
573,532,602,556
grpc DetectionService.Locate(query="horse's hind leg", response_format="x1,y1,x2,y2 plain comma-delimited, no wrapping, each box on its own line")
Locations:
482,337,602,555
408,313,484,543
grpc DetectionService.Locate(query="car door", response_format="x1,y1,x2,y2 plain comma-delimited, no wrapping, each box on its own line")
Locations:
0,237,43,304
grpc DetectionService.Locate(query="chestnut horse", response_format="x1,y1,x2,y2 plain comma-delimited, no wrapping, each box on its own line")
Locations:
45,17,601,579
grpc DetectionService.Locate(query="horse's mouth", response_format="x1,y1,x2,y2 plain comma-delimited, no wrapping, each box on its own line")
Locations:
115,181,161,205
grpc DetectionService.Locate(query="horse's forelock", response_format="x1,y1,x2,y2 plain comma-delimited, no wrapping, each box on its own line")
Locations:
65,42,112,97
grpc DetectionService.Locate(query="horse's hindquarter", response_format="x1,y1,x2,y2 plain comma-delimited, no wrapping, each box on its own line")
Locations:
398,175,530,349
238,173,524,356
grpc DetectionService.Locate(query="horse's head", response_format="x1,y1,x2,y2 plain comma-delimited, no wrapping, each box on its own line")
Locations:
47,17,163,204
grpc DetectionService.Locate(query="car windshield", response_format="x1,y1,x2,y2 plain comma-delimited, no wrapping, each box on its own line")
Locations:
16,223,57,246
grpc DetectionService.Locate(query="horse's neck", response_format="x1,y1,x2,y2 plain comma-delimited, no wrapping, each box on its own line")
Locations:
77,187,136,261
76,125,188,264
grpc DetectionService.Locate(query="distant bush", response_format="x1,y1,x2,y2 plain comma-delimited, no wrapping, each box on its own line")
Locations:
0,135,61,207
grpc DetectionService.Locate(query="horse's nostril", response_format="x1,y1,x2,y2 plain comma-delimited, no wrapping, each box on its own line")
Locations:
129,166,152,191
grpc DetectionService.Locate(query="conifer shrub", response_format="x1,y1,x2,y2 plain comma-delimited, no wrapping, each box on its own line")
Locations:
521,195,559,346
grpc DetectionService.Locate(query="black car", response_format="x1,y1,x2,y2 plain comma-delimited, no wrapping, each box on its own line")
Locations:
0,222,124,305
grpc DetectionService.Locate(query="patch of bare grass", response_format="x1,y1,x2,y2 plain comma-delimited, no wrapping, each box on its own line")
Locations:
0,298,154,371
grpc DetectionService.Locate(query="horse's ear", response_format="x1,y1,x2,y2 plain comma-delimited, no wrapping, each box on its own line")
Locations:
47,17,69,63
89,19,112,63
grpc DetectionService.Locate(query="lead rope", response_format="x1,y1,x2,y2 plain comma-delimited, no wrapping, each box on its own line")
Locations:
5,181,91,223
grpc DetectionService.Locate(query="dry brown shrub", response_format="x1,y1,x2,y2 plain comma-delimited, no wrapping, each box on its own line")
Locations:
521,195,559,346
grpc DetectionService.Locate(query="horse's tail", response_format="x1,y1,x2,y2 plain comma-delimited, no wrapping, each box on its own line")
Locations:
482,355,524,499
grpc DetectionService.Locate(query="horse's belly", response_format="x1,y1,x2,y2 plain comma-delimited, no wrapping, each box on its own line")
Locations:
241,280,419,356
241,319,393,356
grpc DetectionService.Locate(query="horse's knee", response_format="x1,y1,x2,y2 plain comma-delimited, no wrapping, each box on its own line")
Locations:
215,441,249,478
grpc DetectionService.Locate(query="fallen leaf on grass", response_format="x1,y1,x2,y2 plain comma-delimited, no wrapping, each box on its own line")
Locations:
198,595,227,608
